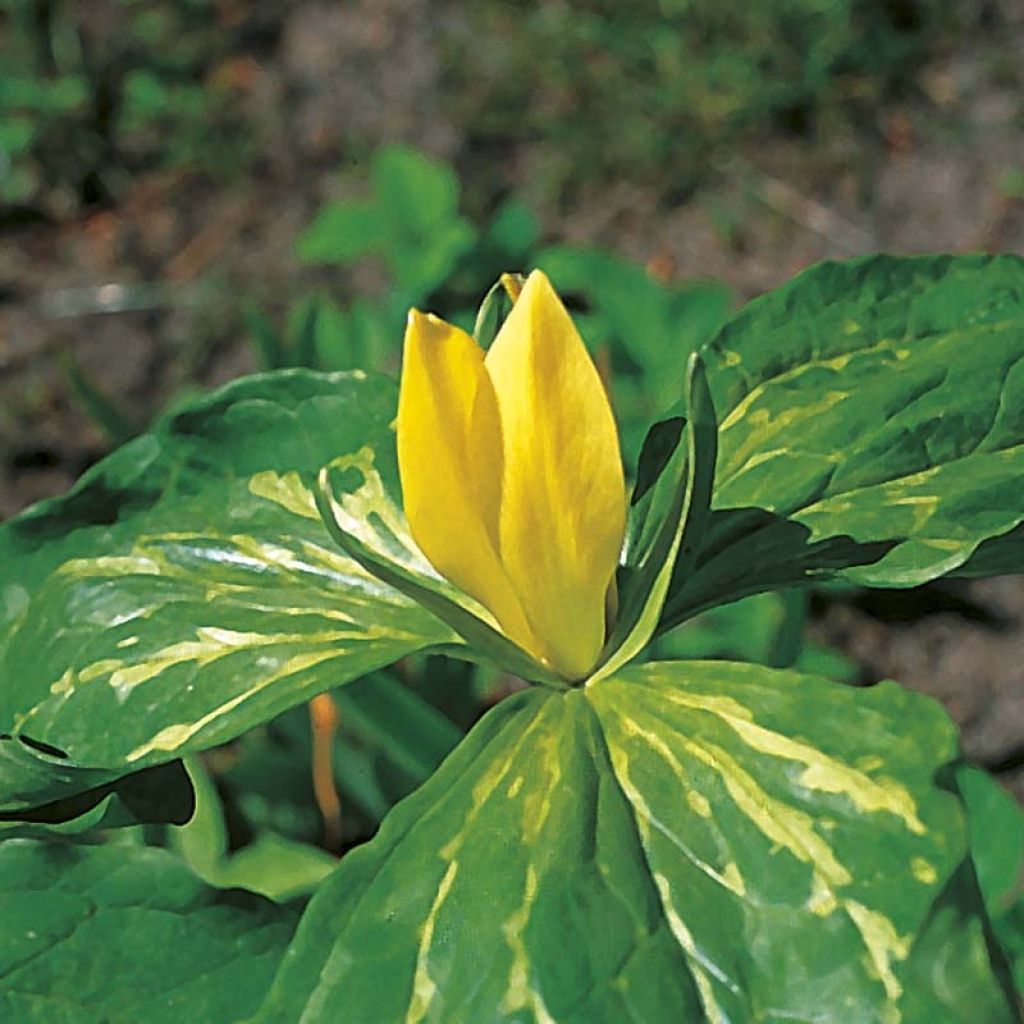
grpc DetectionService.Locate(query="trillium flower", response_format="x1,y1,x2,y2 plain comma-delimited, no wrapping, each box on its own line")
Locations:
396,270,626,681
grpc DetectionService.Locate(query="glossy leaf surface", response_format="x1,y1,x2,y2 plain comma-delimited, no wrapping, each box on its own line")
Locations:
0,370,451,812
664,254,1024,626
258,661,1015,1022
0,839,296,1023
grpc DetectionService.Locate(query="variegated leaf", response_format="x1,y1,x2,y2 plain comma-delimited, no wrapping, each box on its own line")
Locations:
664,254,1024,627
256,661,1016,1023
0,370,453,812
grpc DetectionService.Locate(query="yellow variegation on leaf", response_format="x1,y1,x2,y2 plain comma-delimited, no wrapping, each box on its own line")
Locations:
397,269,626,680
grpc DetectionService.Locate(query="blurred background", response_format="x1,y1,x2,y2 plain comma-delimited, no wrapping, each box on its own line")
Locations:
1,0,1022,918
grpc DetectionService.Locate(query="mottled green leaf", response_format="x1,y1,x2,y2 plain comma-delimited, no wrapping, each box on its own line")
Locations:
316,467,561,687
257,662,1015,1022
0,370,451,813
664,254,1024,627
0,838,296,1023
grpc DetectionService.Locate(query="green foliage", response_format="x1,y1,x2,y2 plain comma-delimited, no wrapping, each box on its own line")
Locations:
298,145,477,308
265,145,732,468
0,0,247,208
0,2,979,212
657,588,859,681
662,253,1024,629
171,759,337,902
958,764,1024,993
0,838,296,1022
172,672,463,879
0,371,451,810
596,353,715,683
2,252,1023,1018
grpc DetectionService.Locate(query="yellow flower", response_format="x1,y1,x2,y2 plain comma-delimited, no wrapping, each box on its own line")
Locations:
397,270,626,680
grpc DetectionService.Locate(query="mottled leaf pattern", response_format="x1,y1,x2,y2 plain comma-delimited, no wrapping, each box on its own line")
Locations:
257,662,1016,1023
1,256,1020,1019
0,371,451,810
665,254,1024,626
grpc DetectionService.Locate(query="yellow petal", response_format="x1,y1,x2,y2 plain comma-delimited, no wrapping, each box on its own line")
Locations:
485,270,626,678
396,311,542,659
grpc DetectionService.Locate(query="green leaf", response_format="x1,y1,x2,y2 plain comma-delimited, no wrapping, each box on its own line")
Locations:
0,838,296,1023
956,764,1024,919
62,350,141,445
244,303,288,371
256,662,1015,1022
297,147,475,302
0,759,194,829
594,353,716,682
0,370,450,813
630,413,685,511
371,146,476,300
333,672,462,783
954,764,1024,999
289,294,322,369
295,199,387,264
482,197,540,260
472,275,520,348
389,221,477,302
315,468,560,687
171,758,336,902
372,144,463,236
212,832,338,903
664,254,1024,628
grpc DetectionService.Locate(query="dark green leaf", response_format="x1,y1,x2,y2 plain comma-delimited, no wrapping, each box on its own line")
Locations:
654,589,854,680
595,353,716,682
630,414,684,509
0,759,194,828
0,839,296,1022
244,304,288,371
290,294,322,369
333,672,462,783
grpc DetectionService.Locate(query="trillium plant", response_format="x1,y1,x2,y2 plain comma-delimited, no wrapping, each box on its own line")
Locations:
0,254,1022,1022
